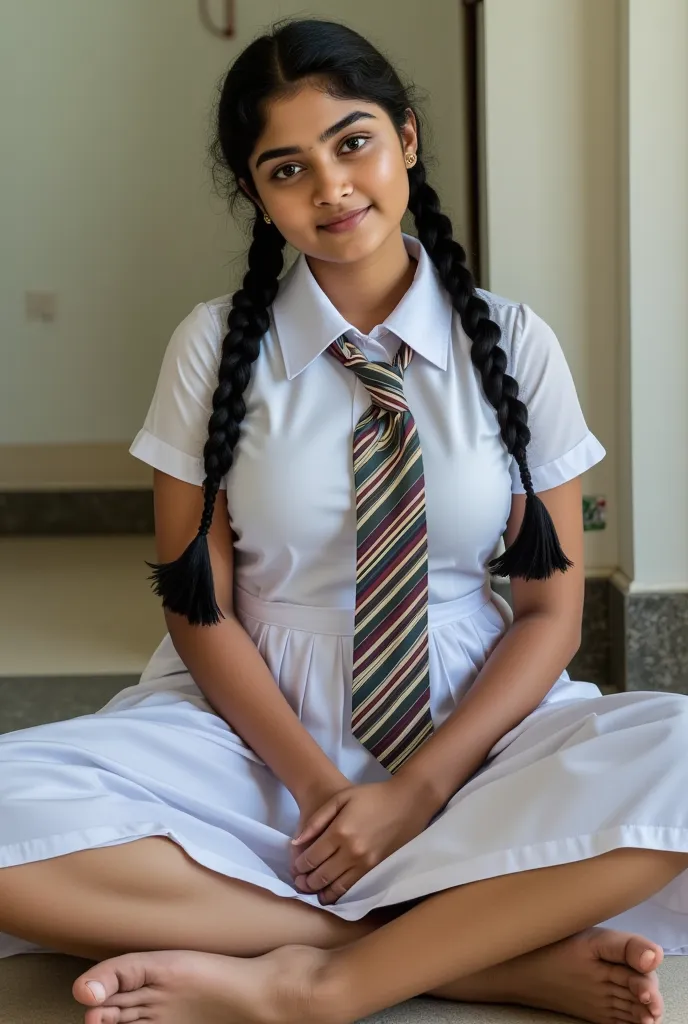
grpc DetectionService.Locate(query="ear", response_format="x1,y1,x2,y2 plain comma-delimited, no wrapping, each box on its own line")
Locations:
239,177,264,216
401,108,419,156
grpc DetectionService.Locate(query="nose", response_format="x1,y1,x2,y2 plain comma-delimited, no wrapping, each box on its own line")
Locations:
311,161,353,207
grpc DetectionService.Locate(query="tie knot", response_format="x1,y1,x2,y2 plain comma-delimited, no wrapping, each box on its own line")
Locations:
328,336,412,414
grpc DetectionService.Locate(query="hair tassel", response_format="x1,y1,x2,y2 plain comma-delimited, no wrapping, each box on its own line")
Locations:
489,488,574,582
145,529,224,627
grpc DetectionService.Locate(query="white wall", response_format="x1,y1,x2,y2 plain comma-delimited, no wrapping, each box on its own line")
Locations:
0,0,471,447
621,0,688,589
481,0,620,573
482,0,688,588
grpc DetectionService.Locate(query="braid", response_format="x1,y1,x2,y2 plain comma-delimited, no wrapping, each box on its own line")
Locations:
146,215,286,625
407,161,573,581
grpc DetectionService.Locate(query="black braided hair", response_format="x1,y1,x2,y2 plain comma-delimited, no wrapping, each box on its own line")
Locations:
147,16,571,627
406,167,573,584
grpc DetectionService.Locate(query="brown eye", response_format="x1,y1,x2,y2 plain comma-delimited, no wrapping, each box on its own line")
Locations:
272,163,301,181
341,135,369,154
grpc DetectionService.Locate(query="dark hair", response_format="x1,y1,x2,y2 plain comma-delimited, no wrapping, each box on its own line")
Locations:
147,17,572,627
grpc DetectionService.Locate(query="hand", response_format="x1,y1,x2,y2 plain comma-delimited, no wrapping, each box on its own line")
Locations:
290,774,351,885
291,777,435,906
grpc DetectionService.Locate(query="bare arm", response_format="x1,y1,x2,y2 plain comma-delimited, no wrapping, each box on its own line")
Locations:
395,476,586,812
153,469,348,811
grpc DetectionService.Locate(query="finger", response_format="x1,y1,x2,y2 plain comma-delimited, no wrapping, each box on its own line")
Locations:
293,833,339,879
318,867,362,906
292,797,342,846
295,848,350,894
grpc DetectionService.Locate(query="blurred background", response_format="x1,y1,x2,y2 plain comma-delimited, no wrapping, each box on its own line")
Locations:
0,0,686,733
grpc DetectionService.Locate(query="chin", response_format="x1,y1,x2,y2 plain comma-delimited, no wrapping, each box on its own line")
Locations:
320,222,390,260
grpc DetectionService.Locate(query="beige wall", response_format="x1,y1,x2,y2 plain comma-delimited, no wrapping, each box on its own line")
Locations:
620,0,688,589
482,0,620,574
481,0,687,589
0,0,470,454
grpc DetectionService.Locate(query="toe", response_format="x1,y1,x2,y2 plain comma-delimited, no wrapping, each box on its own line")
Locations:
111,1010,150,1023
73,953,149,1007
85,1009,148,1024
590,929,664,975
605,964,640,991
84,1009,121,1024
609,1000,655,1024
624,936,664,975
627,972,664,1018
101,987,155,1010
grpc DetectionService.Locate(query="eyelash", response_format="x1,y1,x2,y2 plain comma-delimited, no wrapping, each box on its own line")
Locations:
271,135,371,181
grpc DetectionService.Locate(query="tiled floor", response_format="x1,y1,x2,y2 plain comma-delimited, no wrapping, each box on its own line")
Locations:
0,536,165,677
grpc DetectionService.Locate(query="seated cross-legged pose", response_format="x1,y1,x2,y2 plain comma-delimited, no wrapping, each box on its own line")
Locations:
1,17,686,1024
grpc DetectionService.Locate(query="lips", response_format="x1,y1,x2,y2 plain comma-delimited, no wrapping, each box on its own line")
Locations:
320,207,371,233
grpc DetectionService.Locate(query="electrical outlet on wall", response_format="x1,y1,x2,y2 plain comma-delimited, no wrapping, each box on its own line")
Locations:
26,291,57,323
583,495,607,531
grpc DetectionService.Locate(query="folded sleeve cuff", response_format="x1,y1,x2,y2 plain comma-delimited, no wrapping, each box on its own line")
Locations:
510,431,606,494
129,428,227,490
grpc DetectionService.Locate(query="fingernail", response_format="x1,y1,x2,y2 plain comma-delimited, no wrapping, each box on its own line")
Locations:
640,993,651,1003
291,835,304,845
640,949,655,968
86,981,107,1003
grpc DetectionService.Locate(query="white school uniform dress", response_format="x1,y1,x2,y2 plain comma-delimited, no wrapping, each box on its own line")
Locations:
1,232,688,960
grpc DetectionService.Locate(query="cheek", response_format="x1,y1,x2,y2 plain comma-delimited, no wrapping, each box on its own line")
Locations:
269,190,303,227
266,190,314,250
364,151,409,209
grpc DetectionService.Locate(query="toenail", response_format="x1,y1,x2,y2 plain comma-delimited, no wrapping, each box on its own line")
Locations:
86,981,107,1003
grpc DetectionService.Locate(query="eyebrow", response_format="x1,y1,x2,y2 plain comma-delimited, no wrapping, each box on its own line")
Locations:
255,111,377,170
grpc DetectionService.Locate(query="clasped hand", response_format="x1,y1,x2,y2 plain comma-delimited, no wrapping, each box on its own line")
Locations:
290,777,435,906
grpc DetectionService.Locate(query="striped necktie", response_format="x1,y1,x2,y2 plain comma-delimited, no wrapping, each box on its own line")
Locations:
328,334,434,773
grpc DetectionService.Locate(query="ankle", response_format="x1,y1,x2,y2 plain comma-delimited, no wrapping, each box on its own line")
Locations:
311,949,358,1024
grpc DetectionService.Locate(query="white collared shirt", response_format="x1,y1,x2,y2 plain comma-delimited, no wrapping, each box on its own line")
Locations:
130,233,605,607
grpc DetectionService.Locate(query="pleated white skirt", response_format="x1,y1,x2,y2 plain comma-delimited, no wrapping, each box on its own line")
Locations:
1,585,687,958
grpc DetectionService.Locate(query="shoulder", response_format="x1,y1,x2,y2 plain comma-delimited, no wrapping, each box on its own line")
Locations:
169,293,277,357
181,293,233,345
202,293,234,335
473,288,559,375
474,286,524,339
162,295,233,371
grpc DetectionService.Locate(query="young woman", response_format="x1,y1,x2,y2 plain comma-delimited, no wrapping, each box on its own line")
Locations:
1,18,687,1024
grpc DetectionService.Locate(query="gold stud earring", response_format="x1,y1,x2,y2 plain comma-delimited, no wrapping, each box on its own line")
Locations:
405,153,417,168
263,213,272,224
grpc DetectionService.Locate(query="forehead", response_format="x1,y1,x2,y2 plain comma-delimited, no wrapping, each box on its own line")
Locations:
257,86,381,144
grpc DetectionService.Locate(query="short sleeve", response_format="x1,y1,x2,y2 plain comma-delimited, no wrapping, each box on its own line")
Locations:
129,301,226,488
508,304,606,494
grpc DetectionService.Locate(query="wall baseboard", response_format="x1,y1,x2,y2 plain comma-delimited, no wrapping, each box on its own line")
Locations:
0,444,151,492
0,489,154,536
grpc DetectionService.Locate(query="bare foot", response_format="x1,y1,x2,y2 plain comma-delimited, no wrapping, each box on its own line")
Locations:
72,944,339,1024
437,926,665,1024
72,925,664,1024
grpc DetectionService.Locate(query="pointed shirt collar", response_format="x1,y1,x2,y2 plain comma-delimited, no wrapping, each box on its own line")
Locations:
272,232,453,380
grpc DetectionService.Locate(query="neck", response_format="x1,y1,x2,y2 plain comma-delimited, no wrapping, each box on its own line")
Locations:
305,230,417,336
